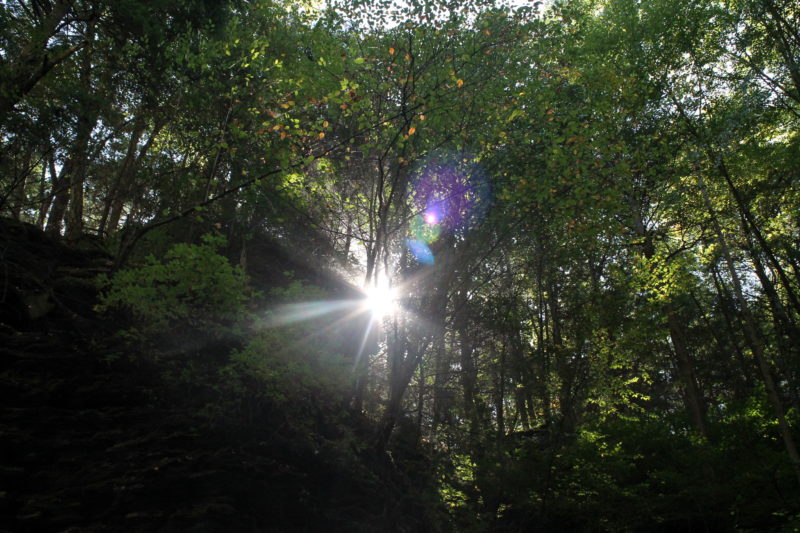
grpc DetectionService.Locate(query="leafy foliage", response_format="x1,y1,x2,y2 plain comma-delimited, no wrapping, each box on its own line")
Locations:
4,0,800,530
96,233,249,341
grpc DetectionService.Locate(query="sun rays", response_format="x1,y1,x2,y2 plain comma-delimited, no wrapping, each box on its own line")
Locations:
363,279,398,319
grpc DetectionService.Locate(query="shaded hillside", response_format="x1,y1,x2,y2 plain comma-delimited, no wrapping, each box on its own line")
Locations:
0,219,444,532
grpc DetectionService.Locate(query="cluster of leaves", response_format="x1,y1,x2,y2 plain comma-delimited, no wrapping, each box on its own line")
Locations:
95,233,249,342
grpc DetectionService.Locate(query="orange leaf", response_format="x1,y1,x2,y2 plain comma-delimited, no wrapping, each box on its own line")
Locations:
457,79,464,88
318,132,325,139
408,127,416,135
389,47,395,55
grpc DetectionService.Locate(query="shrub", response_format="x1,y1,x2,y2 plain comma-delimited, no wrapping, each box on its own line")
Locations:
212,279,352,427
96,233,250,341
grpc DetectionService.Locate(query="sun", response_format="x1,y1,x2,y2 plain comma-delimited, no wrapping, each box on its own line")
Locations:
363,281,398,319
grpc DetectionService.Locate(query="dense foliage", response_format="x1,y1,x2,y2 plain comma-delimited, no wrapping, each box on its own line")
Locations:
3,0,800,530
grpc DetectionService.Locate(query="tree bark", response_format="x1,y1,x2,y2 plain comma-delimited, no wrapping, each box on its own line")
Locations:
45,164,70,235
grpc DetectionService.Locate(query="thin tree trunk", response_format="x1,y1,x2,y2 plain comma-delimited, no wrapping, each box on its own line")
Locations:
416,361,426,435
100,119,146,233
747,239,800,405
36,158,49,228
45,164,70,235
715,159,800,317
698,173,800,483
494,341,506,439
666,305,710,438
432,327,450,434
709,263,754,394
534,243,551,423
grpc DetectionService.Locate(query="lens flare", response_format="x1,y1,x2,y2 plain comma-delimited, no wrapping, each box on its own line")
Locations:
406,150,489,265
406,239,435,265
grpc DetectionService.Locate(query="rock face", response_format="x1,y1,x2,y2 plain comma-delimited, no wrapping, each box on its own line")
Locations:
0,218,109,329
0,219,442,533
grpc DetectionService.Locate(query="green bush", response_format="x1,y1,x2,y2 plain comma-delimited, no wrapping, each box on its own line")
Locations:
96,233,250,341
212,279,352,427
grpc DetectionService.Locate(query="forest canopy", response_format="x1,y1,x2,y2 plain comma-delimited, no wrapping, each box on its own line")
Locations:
2,0,800,530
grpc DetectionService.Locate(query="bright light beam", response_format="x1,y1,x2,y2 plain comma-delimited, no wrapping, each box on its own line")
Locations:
363,281,398,319
260,299,357,328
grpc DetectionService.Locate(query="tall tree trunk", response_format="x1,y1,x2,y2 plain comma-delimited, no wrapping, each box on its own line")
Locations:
746,234,800,405
375,242,453,452
534,243,551,424
64,20,99,241
45,164,70,235
715,159,800,317
36,158,49,228
549,279,577,435
432,327,450,434
698,173,800,482
666,304,710,438
709,263,754,394
629,196,710,438
458,307,480,439
376,330,432,452
416,362,425,434
100,119,146,233
494,340,506,439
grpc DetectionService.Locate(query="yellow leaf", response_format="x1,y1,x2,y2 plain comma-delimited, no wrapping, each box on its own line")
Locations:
323,120,329,128
405,53,411,61
419,114,425,121
318,132,325,139
457,79,464,88
408,127,416,135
